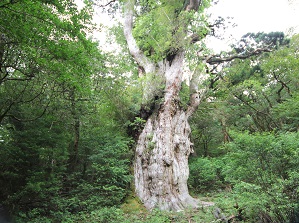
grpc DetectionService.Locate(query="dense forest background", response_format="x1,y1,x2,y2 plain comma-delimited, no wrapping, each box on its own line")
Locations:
0,0,299,222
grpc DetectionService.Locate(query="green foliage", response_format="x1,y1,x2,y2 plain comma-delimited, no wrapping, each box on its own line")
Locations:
87,207,127,223
2,98,133,222
0,0,143,215
0,0,103,123
0,115,70,221
188,157,224,192
132,0,211,62
49,205,218,223
210,34,299,133
133,9,174,61
0,1,134,216
187,33,299,222
233,32,290,53
190,101,225,157
129,117,147,130
178,82,190,109
220,131,299,222
2,0,299,222
86,134,132,205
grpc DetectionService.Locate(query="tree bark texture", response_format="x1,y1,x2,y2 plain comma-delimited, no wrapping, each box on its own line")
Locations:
134,53,202,211
123,0,209,211
123,0,269,210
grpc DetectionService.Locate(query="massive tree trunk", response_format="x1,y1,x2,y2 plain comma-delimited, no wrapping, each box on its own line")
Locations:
123,0,209,211
134,52,202,210
122,0,270,210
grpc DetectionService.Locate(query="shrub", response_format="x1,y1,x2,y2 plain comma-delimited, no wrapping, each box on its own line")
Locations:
188,157,224,192
221,131,299,222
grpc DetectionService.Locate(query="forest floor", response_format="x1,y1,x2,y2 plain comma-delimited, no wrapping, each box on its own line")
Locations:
119,191,243,223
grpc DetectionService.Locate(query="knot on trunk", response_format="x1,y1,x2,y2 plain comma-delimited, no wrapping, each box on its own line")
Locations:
190,93,200,108
163,156,173,166
186,93,201,117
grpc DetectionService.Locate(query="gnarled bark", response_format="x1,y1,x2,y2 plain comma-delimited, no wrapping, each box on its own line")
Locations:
123,0,212,211
123,0,155,74
122,0,270,211
134,52,208,210
135,108,198,210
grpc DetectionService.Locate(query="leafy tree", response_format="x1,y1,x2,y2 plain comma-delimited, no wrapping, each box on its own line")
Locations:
190,101,225,157
188,157,224,192
0,67,134,222
186,33,299,222
103,0,272,211
0,0,133,221
233,31,290,53
212,34,299,133
0,0,98,122
221,131,299,222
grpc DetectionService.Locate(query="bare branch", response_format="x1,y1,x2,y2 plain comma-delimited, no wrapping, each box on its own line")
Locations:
123,0,155,74
205,48,271,65
0,70,9,85
186,89,207,118
233,93,280,129
97,0,117,7
0,101,14,123
6,101,50,122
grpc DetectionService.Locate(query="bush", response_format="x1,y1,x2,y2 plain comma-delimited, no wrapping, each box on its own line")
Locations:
221,131,299,222
87,207,127,223
188,157,224,192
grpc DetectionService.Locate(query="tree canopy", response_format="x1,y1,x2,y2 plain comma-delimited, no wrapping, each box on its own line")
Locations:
0,0,299,222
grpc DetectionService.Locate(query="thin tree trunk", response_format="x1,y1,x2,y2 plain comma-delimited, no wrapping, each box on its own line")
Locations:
68,89,80,172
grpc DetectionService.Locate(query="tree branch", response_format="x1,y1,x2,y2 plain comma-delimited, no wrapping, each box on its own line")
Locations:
123,0,156,74
233,93,280,129
205,48,271,65
0,70,9,85
272,72,292,101
6,101,50,122
97,0,117,7
0,101,14,123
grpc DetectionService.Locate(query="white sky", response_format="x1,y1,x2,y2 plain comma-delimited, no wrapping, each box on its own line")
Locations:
87,0,299,52
207,0,299,51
